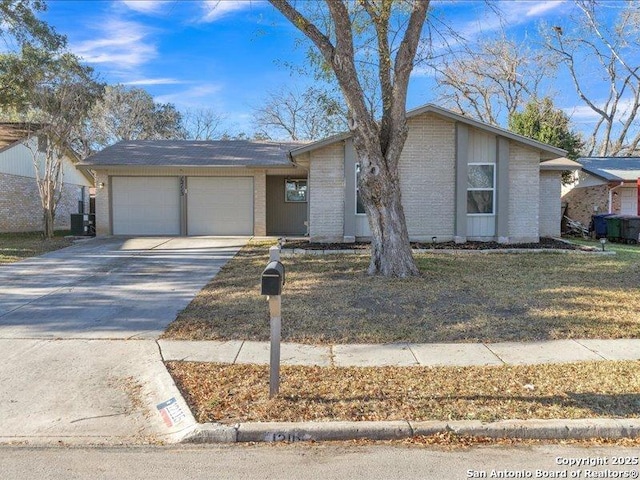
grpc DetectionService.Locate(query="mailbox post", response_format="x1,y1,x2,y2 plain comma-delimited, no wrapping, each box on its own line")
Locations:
261,246,285,398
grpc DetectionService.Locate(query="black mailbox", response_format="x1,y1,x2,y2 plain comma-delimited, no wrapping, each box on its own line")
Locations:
261,261,285,296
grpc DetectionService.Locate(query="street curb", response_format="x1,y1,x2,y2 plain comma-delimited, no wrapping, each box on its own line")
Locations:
180,418,640,443
280,248,615,256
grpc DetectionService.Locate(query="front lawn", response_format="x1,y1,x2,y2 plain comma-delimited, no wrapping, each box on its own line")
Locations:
0,231,74,264
163,241,640,344
167,360,640,424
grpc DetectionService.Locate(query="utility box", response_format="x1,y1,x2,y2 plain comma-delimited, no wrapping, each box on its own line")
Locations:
70,213,96,236
261,261,285,296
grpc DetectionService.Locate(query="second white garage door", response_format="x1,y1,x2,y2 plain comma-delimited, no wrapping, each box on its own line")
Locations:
187,177,254,235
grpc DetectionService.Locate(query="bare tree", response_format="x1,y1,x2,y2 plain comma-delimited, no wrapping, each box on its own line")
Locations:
253,86,347,141
183,107,226,140
433,35,553,126
269,0,430,277
543,0,640,156
0,49,101,238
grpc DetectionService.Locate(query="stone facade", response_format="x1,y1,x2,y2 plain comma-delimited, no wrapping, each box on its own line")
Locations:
0,172,88,233
562,184,611,227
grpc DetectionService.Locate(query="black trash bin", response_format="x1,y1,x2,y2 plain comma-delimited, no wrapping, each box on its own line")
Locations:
623,216,640,244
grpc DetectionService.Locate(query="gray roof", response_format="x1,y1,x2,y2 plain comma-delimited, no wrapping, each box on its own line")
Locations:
578,157,640,182
290,103,567,161
79,140,307,168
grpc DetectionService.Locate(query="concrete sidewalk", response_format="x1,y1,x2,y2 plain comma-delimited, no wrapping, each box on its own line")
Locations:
159,338,640,367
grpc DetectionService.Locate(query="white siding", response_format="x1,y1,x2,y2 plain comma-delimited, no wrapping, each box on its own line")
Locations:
0,139,91,186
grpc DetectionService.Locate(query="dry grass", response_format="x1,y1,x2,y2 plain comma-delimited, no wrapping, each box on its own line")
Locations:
163,241,640,343
167,360,640,424
0,231,74,264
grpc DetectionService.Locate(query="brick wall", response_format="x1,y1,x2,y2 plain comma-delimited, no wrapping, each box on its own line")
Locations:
562,184,610,227
0,172,86,233
309,142,345,242
401,113,456,240
539,171,562,237
508,144,540,242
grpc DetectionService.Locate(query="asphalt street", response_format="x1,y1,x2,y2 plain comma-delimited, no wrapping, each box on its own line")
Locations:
1,444,639,480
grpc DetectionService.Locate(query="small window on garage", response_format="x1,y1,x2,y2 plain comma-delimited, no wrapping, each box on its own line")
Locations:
467,163,495,214
285,179,307,202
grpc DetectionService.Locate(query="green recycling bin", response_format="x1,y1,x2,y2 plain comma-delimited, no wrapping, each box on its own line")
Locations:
606,215,624,242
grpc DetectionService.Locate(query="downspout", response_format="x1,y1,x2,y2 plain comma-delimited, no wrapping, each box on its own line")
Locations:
609,182,624,213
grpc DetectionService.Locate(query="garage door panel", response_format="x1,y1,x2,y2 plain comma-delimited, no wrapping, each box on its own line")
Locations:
112,177,180,235
187,177,253,235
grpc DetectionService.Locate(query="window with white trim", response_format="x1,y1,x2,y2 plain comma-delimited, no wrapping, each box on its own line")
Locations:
467,164,495,214
355,163,365,214
285,179,307,202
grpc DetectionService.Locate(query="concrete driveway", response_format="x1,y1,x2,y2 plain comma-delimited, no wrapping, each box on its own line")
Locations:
0,236,248,338
0,236,248,444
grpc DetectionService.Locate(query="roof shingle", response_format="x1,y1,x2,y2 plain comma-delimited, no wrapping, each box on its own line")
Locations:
79,140,308,168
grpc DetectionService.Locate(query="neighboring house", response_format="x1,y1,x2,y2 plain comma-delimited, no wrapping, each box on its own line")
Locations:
0,123,93,233
80,104,578,243
562,157,640,227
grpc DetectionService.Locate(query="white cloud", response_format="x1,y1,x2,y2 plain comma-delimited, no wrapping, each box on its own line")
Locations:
564,98,639,124
564,105,601,123
121,1,167,14
72,19,157,68
525,1,565,17
123,78,187,86
200,0,258,22
154,84,224,107
452,1,568,43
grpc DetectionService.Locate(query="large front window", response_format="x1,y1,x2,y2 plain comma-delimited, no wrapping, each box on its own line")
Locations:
467,164,495,214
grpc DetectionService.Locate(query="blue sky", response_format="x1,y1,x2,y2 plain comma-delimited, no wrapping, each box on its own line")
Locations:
39,0,626,136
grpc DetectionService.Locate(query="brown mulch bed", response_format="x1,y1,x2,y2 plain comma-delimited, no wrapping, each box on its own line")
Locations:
283,237,583,251
167,360,640,425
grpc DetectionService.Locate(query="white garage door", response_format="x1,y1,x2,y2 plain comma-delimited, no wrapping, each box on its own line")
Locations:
112,177,180,235
187,177,254,235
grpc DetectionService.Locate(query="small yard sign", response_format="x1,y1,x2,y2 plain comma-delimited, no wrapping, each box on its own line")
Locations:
156,397,186,428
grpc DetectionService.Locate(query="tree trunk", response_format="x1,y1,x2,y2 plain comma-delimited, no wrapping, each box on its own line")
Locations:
358,146,419,278
43,207,55,239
